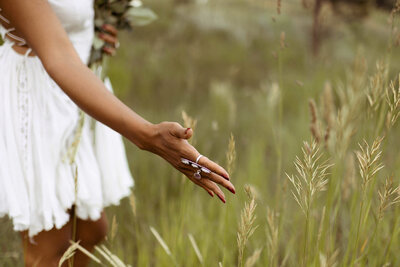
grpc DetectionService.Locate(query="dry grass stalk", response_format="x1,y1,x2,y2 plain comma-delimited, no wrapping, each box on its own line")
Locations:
67,111,85,164
312,0,323,56
149,225,177,266
95,245,130,267
388,0,400,28
287,140,331,266
342,154,356,201
188,233,204,265
68,241,102,264
317,206,326,246
367,61,387,113
319,249,339,267
351,137,385,265
287,140,332,215
309,99,321,143
277,0,281,14
385,75,400,129
182,110,197,145
149,226,172,257
59,241,80,267
226,133,237,175
110,215,118,243
321,82,334,144
237,185,258,267
246,184,261,201
267,82,281,111
355,137,384,189
378,176,400,221
266,207,279,265
129,193,137,217
280,32,285,49
322,82,334,129
182,110,197,130
244,247,262,267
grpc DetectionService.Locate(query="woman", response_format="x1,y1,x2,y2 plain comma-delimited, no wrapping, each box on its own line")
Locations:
0,0,236,266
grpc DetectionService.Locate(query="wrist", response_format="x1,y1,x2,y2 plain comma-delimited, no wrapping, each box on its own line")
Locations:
130,121,157,151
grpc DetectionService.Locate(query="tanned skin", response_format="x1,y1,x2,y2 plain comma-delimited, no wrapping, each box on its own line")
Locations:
0,0,235,266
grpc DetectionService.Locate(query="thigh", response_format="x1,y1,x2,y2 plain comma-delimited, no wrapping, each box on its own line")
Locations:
20,219,72,267
76,211,108,245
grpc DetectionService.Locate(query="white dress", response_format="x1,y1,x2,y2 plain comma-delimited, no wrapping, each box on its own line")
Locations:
0,0,134,238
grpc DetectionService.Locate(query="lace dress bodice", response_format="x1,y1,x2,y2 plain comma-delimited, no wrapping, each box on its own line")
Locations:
0,0,94,64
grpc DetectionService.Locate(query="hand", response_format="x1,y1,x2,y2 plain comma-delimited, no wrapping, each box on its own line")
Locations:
144,122,236,203
99,24,119,56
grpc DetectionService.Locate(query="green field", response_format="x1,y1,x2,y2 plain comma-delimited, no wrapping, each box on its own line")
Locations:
3,0,400,266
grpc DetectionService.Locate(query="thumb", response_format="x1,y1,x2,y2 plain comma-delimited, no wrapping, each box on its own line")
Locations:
171,123,193,139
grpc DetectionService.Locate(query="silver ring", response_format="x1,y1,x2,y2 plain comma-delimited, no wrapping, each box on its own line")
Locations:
194,170,202,180
196,154,203,164
181,157,210,180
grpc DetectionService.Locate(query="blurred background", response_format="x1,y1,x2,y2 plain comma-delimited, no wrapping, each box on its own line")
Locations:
3,0,400,266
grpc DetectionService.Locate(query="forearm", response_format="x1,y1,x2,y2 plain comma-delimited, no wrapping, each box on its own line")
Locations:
47,57,154,149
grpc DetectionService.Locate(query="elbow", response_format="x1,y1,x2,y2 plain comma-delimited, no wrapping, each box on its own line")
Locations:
41,50,83,79
42,57,59,78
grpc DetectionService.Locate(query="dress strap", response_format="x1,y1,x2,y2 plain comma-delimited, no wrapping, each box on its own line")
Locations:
0,8,27,46
0,8,10,24
24,48,33,58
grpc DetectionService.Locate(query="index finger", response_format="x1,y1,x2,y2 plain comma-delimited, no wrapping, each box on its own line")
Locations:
198,155,230,181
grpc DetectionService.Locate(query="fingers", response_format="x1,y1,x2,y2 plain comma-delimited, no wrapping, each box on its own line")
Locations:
199,179,226,203
197,182,215,198
102,24,118,37
203,171,235,194
102,46,116,56
99,32,118,47
180,164,233,203
198,156,230,180
180,166,227,203
99,24,119,56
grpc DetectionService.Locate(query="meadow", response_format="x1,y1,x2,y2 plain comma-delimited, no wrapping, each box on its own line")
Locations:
3,0,400,266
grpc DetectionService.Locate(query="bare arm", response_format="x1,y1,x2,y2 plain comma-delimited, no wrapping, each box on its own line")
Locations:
0,0,235,202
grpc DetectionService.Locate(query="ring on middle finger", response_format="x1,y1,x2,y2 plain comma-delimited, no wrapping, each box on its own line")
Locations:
181,157,211,176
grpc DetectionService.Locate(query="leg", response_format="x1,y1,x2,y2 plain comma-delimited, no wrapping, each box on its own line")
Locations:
73,212,108,267
20,220,72,267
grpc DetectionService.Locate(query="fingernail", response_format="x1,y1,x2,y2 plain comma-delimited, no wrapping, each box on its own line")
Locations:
223,174,230,180
185,128,191,134
228,187,236,194
208,192,214,197
217,195,226,203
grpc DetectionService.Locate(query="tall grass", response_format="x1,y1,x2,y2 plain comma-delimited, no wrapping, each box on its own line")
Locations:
4,0,400,266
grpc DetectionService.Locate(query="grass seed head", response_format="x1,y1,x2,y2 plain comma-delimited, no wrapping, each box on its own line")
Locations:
266,207,279,263
287,140,332,215
244,247,262,267
355,136,385,189
378,176,400,220
237,186,258,267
